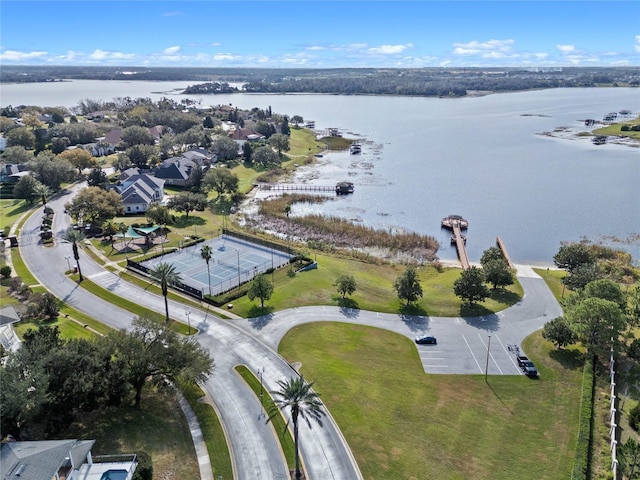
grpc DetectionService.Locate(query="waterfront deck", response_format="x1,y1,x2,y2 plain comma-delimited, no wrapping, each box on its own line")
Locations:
254,182,354,195
452,222,470,270
441,215,470,270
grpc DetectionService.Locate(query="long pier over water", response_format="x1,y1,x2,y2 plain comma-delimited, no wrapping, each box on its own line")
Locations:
441,215,470,270
452,223,470,270
255,183,337,192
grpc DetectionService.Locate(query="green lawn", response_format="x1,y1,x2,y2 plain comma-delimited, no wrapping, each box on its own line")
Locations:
230,253,523,318
0,198,31,232
279,323,583,480
179,380,233,480
593,116,640,140
63,384,201,480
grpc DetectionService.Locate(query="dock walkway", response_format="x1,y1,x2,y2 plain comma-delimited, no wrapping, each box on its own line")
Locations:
452,223,470,270
441,215,470,270
254,183,337,193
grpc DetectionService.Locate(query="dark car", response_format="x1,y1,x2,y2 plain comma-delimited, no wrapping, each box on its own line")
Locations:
519,359,539,377
415,335,437,345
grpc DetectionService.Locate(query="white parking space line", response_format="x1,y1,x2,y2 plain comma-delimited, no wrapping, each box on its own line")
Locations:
477,334,504,375
461,333,483,373
494,334,522,374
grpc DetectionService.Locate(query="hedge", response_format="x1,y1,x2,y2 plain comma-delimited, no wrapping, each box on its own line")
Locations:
571,353,596,480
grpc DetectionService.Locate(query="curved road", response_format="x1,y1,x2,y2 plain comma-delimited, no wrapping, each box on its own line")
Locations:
19,183,361,480
18,183,561,479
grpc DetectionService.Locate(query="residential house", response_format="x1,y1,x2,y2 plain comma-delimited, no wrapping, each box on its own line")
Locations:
153,157,197,187
113,174,165,214
0,164,30,183
118,167,142,182
103,128,123,149
0,439,137,480
148,125,169,141
80,142,116,157
228,127,264,151
182,149,215,167
0,306,21,354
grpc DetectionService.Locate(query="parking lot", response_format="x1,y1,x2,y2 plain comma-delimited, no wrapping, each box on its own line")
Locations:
415,318,525,375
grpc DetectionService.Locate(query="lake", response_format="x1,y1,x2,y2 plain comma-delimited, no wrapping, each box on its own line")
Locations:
2,80,639,265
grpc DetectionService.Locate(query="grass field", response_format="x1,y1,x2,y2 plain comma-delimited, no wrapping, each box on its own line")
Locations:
593,116,640,140
63,385,200,480
0,199,31,232
279,323,583,480
230,252,523,318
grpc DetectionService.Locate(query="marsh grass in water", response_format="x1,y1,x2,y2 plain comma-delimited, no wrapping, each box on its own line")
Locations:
257,193,439,260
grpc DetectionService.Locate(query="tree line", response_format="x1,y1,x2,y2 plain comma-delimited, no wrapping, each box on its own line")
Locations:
0,318,213,439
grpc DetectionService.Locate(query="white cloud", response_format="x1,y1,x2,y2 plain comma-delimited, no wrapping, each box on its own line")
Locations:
162,11,183,17
0,49,48,61
368,43,413,55
635,35,640,53
452,39,515,56
556,44,576,53
163,46,181,55
89,49,109,60
306,45,326,51
213,53,238,61
88,49,136,61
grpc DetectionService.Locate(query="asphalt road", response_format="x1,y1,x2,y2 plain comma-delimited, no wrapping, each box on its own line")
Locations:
232,266,562,376
18,182,561,479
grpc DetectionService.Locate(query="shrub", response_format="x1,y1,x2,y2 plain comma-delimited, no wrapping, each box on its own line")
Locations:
132,451,153,480
0,265,11,278
629,403,640,432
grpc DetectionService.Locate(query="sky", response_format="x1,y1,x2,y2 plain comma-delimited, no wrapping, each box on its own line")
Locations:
1,1,639,68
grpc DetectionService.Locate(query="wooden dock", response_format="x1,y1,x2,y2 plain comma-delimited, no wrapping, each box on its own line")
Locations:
452,222,470,270
254,183,337,193
496,236,514,269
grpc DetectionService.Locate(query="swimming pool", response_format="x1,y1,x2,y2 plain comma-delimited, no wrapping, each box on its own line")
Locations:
99,470,128,480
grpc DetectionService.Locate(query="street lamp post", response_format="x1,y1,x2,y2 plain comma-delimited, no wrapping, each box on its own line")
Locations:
484,335,492,382
65,255,71,272
185,310,191,333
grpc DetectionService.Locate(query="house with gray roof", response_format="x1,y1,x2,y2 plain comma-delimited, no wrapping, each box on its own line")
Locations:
0,439,137,480
0,306,21,354
113,174,165,214
153,157,197,187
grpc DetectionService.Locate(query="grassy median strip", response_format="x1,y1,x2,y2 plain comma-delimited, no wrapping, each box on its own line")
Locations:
77,276,193,334
235,365,296,470
279,322,582,480
179,380,234,479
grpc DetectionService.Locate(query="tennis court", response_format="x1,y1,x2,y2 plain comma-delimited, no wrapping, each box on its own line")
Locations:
139,234,292,297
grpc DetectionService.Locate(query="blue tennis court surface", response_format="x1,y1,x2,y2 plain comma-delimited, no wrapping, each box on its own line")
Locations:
140,234,292,296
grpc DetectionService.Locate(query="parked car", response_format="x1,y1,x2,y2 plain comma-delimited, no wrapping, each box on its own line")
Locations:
517,355,539,377
415,335,437,345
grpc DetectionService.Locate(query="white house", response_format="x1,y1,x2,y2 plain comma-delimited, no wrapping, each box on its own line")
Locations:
113,174,165,214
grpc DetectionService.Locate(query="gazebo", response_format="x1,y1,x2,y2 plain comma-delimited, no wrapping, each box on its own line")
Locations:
115,225,162,250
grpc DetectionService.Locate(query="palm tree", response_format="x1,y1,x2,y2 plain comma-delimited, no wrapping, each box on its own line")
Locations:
267,376,326,480
61,228,86,281
150,262,181,323
200,245,213,297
